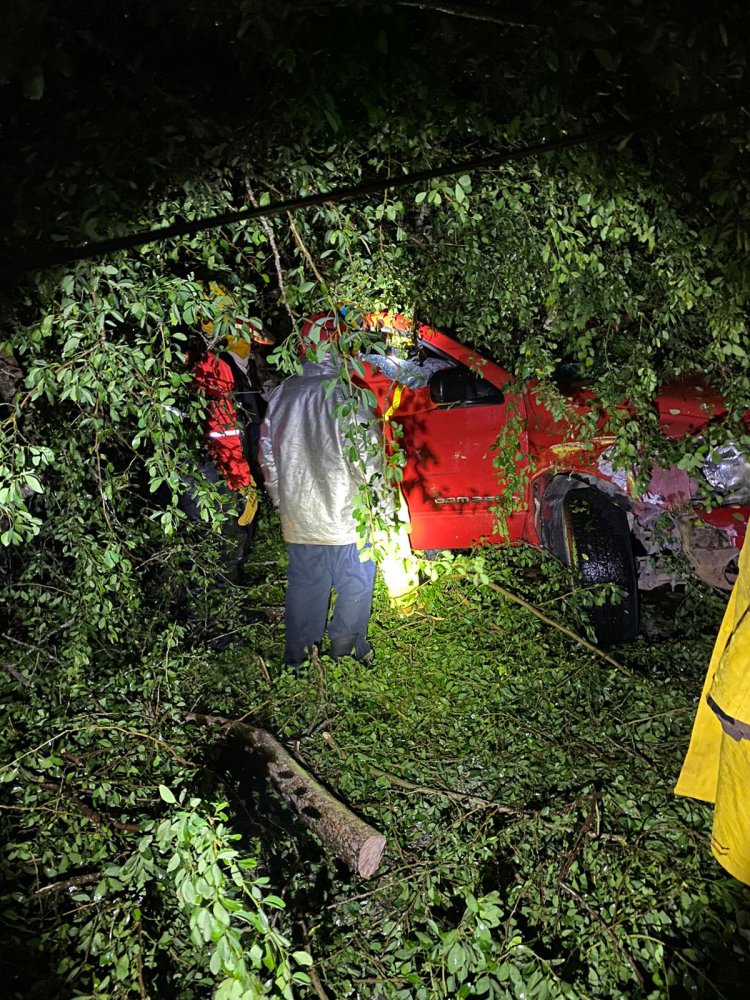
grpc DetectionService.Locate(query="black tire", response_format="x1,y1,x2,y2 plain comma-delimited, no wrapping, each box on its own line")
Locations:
563,487,639,646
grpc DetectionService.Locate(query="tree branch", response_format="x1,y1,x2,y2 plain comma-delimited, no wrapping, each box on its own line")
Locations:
188,714,387,878
396,0,534,28
11,105,728,275
455,587,631,675
34,871,102,897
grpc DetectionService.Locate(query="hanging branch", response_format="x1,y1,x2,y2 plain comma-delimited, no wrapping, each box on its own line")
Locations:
5,104,731,277
244,180,296,328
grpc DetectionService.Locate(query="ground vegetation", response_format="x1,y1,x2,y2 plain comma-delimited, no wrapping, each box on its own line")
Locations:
2,2,750,996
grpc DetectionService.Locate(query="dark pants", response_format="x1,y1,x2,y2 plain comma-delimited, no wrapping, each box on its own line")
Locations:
284,542,376,666
178,457,253,586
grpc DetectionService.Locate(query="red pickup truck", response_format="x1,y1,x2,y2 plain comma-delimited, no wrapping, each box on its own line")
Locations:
352,315,750,644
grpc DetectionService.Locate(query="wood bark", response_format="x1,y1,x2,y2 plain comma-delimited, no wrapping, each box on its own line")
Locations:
187,714,386,879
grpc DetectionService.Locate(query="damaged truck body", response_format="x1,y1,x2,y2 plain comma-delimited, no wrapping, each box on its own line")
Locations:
349,315,750,644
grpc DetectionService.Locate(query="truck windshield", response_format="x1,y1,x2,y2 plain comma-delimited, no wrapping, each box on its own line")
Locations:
360,341,455,389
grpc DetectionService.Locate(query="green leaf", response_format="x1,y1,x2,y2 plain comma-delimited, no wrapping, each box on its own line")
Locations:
22,65,45,100
264,894,286,909
210,946,223,976
159,785,177,804
446,941,466,975
114,953,129,981
24,475,43,494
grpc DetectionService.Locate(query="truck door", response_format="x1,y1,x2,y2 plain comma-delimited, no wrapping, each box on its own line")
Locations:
393,367,528,550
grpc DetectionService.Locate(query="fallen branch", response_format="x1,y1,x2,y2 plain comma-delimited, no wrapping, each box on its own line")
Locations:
187,714,387,878
460,584,631,675
367,765,521,814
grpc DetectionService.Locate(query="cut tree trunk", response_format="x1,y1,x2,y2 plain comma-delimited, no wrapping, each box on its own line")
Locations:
187,714,386,878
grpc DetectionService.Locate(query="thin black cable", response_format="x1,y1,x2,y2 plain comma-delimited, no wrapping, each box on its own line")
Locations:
3,105,731,277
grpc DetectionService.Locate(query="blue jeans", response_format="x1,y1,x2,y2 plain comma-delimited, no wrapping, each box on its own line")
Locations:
284,543,376,666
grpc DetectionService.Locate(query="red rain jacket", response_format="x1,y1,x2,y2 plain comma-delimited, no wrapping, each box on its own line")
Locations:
191,352,253,490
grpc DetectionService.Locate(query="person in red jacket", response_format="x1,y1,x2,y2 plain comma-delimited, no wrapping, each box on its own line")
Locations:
191,349,258,495
179,336,262,590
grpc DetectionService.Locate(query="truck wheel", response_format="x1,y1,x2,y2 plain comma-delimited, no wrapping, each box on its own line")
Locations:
563,487,639,646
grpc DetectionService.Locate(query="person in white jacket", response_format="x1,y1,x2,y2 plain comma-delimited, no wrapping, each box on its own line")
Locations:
258,315,380,668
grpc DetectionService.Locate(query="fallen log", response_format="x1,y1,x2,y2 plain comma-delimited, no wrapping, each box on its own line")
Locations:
187,713,386,879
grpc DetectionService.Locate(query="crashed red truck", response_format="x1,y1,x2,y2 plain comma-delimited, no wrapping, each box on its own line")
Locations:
309,314,750,644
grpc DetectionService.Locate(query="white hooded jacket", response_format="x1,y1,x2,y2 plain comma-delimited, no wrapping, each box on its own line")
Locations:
258,355,380,545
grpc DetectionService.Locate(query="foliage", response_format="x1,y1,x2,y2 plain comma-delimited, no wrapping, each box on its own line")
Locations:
269,542,749,999
0,609,310,998
3,2,750,581
489,398,535,540
151,790,311,999
2,2,750,997
3,521,749,998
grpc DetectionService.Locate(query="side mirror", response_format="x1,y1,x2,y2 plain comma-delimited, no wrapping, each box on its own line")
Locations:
429,367,505,405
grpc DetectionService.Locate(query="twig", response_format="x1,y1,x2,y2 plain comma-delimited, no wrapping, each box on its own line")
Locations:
368,765,521,814
244,180,296,328
37,778,142,834
622,707,693,727
396,0,533,27
287,214,327,290
257,653,272,685
136,916,147,1000
322,731,346,759
605,734,655,769
2,661,31,686
559,881,644,989
2,632,64,667
300,919,331,1000
307,963,331,1000
558,791,602,883
86,725,194,766
93,414,116,533
306,646,332,736
295,0,533,27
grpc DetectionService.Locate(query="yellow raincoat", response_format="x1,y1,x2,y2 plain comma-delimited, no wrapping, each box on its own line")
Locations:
675,535,750,885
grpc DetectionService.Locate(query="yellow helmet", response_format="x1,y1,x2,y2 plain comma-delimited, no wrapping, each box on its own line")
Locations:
200,282,273,349
200,281,234,336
